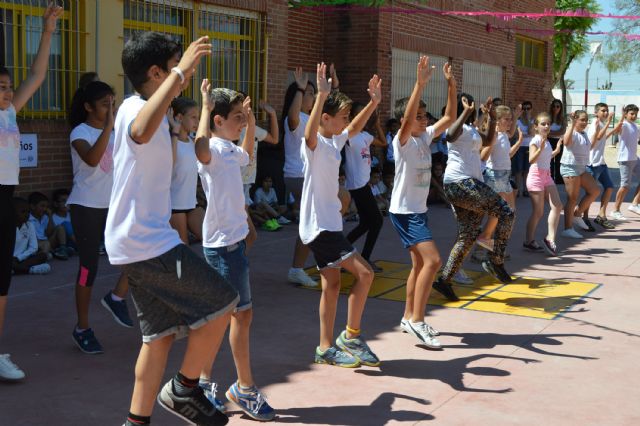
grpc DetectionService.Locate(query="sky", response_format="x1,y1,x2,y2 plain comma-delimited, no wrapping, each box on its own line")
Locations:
564,1,639,91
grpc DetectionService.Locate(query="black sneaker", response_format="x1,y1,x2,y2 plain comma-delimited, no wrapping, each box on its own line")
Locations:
72,327,104,354
522,240,544,252
433,278,459,301
157,381,228,426
482,260,513,284
583,218,596,232
594,216,615,230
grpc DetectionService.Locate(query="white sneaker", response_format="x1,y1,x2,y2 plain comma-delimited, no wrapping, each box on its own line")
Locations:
400,318,439,336
277,216,292,225
572,216,590,231
561,228,584,239
407,322,441,349
452,269,474,285
0,354,25,381
28,263,51,275
288,268,317,287
611,211,627,221
627,204,640,215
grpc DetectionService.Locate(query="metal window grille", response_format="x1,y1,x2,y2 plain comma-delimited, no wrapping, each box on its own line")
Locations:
0,0,87,119
391,48,448,117
123,0,266,106
462,60,503,104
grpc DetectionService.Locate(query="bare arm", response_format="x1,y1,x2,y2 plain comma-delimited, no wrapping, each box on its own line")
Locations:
432,63,458,137
507,104,522,139
528,139,545,164
259,101,279,144
398,56,434,147
446,99,475,143
195,79,213,164
371,116,388,147
72,96,115,167
562,112,577,148
509,127,524,157
12,3,63,113
304,63,331,151
240,97,256,162
478,98,496,147
287,67,308,131
551,138,563,157
130,36,211,144
347,75,382,139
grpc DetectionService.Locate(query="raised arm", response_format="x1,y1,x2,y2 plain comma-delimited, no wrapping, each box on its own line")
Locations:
591,114,613,149
371,114,388,147
12,2,63,113
166,107,181,165
551,138,563,157
195,79,213,164
508,104,522,139
509,127,524,157
562,112,577,148
287,67,308,131
72,95,115,167
304,63,331,151
432,63,458,137
398,55,434,146
330,63,340,91
446,97,475,143
130,36,210,145
258,101,279,144
347,74,382,138
240,97,256,161
529,138,546,164
478,98,497,147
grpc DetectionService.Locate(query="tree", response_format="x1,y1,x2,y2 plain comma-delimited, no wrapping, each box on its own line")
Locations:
603,0,640,73
553,0,600,113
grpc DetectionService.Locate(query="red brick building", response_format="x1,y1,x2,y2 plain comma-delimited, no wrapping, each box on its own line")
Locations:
2,0,554,196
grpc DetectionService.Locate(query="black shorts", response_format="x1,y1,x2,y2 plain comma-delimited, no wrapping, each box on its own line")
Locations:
307,231,356,269
171,208,194,215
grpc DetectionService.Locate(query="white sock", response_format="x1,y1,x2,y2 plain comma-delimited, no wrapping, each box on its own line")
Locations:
110,292,124,302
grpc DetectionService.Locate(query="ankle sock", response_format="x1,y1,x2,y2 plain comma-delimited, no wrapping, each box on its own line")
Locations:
126,413,150,425
110,292,124,302
172,372,199,396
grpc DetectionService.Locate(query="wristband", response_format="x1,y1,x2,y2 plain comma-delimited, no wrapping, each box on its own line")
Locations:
171,67,185,85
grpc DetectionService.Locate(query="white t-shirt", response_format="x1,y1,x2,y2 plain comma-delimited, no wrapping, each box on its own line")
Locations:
299,129,349,244
587,120,607,167
444,124,483,183
28,214,48,241
561,130,590,166
254,187,278,206
52,212,71,226
529,135,553,169
14,221,38,262
617,121,639,162
170,138,198,210
0,104,21,185
486,132,512,171
198,136,249,248
283,113,309,178
517,118,534,147
68,123,114,208
389,127,436,214
344,130,374,190
240,125,268,185
105,95,182,265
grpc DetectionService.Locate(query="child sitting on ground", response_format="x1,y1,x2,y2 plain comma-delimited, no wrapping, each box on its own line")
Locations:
254,175,290,227
428,160,449,205
369,170,389,214
51,188,77,253
12,198,50,275
28,192,70,260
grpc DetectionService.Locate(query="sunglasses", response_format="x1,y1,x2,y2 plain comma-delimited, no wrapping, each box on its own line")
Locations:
553,104,561,108
522,107,531,111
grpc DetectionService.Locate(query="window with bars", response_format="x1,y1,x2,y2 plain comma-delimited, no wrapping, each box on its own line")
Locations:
462,60,503,104
515,35,545,71
0,0,86,119
123,0,266,105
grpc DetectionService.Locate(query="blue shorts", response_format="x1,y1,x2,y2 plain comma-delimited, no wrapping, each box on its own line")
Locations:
389,212,433,249
204,240,251,312
587,164,614,190
483,168,513,194
560,163,587,178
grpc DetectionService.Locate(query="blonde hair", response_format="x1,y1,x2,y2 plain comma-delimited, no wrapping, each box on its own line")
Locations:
495,105,512,121
534,112,551,134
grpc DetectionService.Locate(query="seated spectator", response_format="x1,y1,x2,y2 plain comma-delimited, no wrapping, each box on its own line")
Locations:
51,188,77,252
382,171,394,202
428,160,449,206
339,172,358,220
369,170,389,214
12,198,50,274
385,118,400,171
254,175,291,226
28,192,69,260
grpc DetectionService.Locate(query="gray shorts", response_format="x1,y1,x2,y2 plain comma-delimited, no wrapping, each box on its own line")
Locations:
123,244,239,343
560,163,587,178
618,160,640,188
284,177,304,202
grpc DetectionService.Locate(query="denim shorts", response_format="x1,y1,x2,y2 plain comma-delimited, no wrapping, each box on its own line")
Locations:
122,244,239,343
560,163,587,178
389,212,433,249
483,168,513,194
587,164,614,190
618,160,640,188
204,240,251,312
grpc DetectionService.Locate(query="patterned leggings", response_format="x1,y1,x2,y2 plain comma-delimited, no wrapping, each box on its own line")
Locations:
441,178,515,282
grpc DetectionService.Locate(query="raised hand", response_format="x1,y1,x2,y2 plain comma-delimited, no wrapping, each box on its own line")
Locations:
517,126,524,141
514,103,523,119
177,36,211,81
316,62,331,95
258,100,276,115
442,62,454,82
243,96,255,127
367,74,382,105
330,63,340,89
606,112,614,124
43,1,63,34
462,97,475,114
417,55,435,86
294,67,308,90
105,95,115,129
166,107,181,134
200,79,214,111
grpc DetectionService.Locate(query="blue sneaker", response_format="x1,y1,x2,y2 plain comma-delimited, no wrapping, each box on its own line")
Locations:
336,330,380,367
225,382,275,422
101,292,133,328
72,328,103,354
314,346,360,368
200,381,226,413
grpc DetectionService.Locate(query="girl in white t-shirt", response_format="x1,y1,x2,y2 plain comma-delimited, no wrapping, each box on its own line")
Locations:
559,110,601,239
68,81,132,354
612,104,640,219
525,112,564,256
168,97,205,245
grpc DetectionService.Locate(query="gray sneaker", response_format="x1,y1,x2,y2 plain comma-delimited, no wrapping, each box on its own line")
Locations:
157,380,228,426
407,321,442,349
400,318,439,336
336,330,380,367
314,346,360,368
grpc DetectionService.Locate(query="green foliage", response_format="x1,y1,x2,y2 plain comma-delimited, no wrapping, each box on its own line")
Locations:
603,0,640,72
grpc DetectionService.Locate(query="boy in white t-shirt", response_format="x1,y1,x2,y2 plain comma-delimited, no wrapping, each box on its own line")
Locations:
302,63,381,368
105,32,238,426
612,104,640,219
195,82,275,421
11,198,50,275
389,56,457,348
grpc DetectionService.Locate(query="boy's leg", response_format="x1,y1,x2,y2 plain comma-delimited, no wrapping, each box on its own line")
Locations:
229,309,254,387
408,242,441,323
318,267,342,350
12,253,48,274
403,250,423,321
113,273,129,298
187,207,205,242
340,253,374,337
129,335,174,417
50,224,67,248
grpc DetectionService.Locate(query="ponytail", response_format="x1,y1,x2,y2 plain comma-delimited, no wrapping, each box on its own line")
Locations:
68,81,115,128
